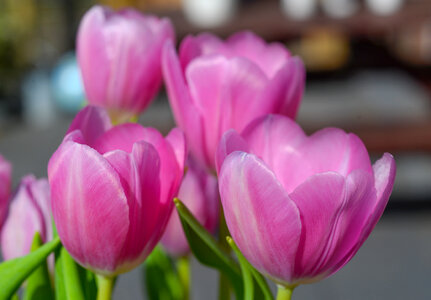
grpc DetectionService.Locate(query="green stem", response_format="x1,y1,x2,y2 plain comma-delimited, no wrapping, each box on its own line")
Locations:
177,256,190,300
276,285,294,300
218,208,231,300
96,275,115,300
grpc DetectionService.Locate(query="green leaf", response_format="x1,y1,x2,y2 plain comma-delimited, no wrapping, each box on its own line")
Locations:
226,237,253,300
143,246,183,300
52,221,87,300
174,198,243,299
59,247,85,300
23,232,54,300
227,237,274,300
0,236,61,300
77,266,97,300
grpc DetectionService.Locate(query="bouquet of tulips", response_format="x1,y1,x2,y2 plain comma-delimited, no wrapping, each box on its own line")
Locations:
0,5,396,300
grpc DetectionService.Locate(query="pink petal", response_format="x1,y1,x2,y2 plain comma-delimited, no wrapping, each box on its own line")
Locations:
313,170,376,277
241,115,308,193
301,128,373,176
103,142,162,271
162,165,207,256
186,55,270,169
289,172,346,281
219,152,301,284
92,124,182,210
48,141,129,274
67,106,112,147
345,153,396,261
179,33,228,71
1,176,46,260
216,129,249,174
264,57,305,119
78,6,174,115
162,41,207,167
92,123,146,154
0,155,11,230
166,128,187,173
28,177,53,244
77,6,111,105
226,31,291,78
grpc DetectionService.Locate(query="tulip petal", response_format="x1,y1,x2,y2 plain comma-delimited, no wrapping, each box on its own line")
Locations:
166,128,186,173
302,128,373,176
162,41,207,167
186,55,270,168
28,178,53,244
314,170,376,277
1,178,44,260
77,6,111,105
323,154,395,276
216,129,249,174
67,106,112,147
219,152,301,284
226,31,291,78
93,124,181,208
48,141,129,274
241,115,308,193
103,142,162,272
162,166,207,256
179,34,228,71
289,172,346,281
264,57,305,119
0,155,11,230
93,123,146,154
353,153,396,254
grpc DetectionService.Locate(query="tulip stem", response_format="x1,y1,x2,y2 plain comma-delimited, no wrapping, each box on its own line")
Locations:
276,285,294,300
218,208,231,300
177,256,190,300
96,275,115,300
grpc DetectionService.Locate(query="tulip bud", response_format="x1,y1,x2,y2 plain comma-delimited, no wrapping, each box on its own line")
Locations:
1,175,52,260
161,158,219,257
0,154,11,232
162,31,305,171
77,5,175,123
217,114,396,286
48,106,185,276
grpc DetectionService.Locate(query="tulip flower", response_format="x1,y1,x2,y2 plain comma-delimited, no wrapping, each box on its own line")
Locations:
1,175,52,260
161,158,219,257
48,106,185,276
217,115,396,290
77,5,175,123
162,31,305,170
0,154,11,232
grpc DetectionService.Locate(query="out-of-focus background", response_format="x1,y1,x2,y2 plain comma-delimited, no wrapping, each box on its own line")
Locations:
1,0,431,299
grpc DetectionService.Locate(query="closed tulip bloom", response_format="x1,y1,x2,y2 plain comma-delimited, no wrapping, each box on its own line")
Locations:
48,106,185,275
163,31,305,170
161,158,219,257
0,154,11,232
1,175,52,260
217,115,396,286
77,6,175,123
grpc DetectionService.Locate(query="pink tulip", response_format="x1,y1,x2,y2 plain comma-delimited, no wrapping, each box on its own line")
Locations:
48,106,185,275
161,158,219,257
1,175,52,260
162,31,305,170
77,5,175,123
217,115,396,286
0,154,11,232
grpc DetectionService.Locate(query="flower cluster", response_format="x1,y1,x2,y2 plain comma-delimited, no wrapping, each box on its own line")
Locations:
0,4,396,300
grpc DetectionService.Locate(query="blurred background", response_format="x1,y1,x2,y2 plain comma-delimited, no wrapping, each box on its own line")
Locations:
1,0,431,299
